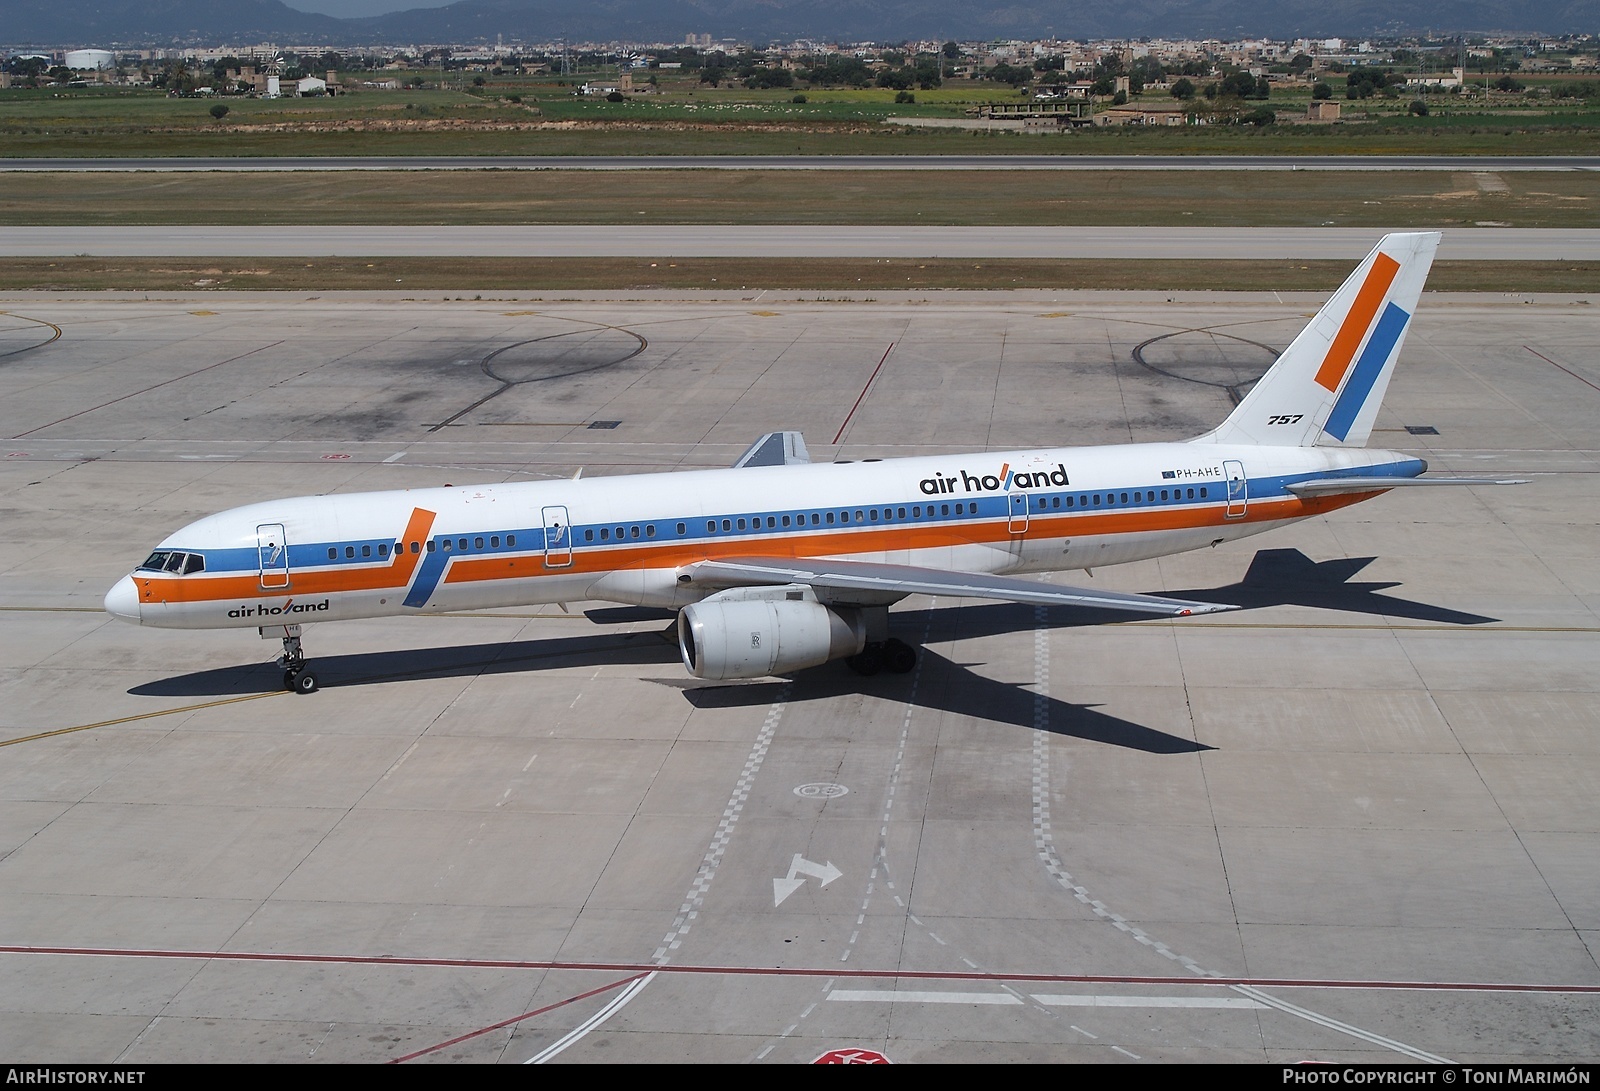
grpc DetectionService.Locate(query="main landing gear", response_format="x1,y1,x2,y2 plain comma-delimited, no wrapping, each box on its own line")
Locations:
845,637,918,677
276,625,319,694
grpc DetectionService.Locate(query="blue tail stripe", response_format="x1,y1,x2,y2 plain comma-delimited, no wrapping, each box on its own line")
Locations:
1323,302,1410,442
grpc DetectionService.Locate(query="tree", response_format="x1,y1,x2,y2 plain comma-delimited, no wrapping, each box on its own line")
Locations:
1408,99,1429,116
942,41,961,60
1241,106,1276,127
699,65,726,87
209,104,230,121
1171,77,1196,101
1312,82,1332,100
876,67,914,90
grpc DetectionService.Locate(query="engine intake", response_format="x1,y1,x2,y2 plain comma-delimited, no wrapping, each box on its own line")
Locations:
678,597,866,680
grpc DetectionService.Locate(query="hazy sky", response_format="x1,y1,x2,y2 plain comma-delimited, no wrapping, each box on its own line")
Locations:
283,0,456,18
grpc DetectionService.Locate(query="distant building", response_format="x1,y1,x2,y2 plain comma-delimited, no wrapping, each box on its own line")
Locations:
1307,100,1341,121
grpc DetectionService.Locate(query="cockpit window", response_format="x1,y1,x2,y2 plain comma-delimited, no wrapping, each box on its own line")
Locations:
137,550,204,575
138,551,172,572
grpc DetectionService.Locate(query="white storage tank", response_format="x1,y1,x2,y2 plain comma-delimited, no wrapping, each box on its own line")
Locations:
64,49,115,70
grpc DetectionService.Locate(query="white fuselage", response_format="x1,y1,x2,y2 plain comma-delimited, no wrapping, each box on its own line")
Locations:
106,442,1423,631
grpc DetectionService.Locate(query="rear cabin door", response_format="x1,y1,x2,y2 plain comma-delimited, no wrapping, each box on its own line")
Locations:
1223,460,1248,519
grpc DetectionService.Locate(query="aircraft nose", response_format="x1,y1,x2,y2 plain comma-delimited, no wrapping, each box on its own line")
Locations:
104,576,141,624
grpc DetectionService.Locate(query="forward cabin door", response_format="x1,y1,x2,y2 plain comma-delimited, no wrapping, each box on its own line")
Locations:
256,523,289,589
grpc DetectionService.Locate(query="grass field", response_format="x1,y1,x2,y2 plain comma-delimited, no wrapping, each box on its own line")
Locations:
4,82,1600,157
5,256,1596,293
2,169,1594,228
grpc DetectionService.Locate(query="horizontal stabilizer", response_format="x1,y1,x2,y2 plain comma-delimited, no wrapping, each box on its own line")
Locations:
686,556,1238,617
1287,476,1528,497
732,431,811,468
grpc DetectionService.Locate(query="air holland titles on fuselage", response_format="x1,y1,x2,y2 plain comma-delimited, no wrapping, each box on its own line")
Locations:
105,232,1518,694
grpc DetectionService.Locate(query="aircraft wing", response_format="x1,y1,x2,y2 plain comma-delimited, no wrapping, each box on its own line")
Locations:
732,431,811,468
1286,475,1527,497
685,556,1238,617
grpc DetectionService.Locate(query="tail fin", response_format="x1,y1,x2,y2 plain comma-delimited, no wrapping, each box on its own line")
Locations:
1193,231,1440,448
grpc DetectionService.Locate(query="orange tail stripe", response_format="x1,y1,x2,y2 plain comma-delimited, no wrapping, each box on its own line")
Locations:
1314,251,1400,393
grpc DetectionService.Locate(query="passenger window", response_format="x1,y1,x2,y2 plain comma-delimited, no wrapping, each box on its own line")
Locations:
328,548,337,560
811,514,820,525
507,535,515,547
600,528,610,541
441,540,451,552
362,545,372,558
855,510,865,522
458,538,467,551
737,518,746,531
781,515,791,528
941,504,949,516
379,544,389,558
426,541,436,553
491,536,499,548
897,508,905,519
677,523,686,535
585,529,594,541
1120,493,1128,504
410,542,420,554
1066,497,1073,507
646,525,655,538
630,526,640,539
826,512,835,524
474,537,484,550
1200,487,1208,498
870,509,879,521
913,506,921,517
346,546,356,559
722,519,731,531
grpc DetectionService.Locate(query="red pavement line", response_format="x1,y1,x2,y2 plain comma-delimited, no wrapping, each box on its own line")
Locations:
12,340,284,439
1526,345,1600,394
388,971,651,1064
832,341,895,445
2,945,1596,994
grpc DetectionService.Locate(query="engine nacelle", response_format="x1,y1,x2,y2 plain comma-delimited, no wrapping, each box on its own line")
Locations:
678,595,866,680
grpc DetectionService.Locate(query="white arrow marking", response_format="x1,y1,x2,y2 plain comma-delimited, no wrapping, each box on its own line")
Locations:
773,854,843,906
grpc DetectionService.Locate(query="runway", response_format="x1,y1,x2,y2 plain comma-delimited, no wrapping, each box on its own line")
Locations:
3,154,1598,172
5,225,1596,260
0,290,1595,1063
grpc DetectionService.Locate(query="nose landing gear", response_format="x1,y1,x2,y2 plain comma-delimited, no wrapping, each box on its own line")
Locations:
274,625,319,694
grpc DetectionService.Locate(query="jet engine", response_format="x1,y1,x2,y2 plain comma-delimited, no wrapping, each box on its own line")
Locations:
677,593,866,680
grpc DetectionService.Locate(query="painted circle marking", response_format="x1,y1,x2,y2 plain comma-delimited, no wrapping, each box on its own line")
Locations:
814,1048,891,1064
794,783,848,799
321,453,352,460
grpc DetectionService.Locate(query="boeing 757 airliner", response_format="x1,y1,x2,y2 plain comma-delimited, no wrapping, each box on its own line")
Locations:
105,231,1517,693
